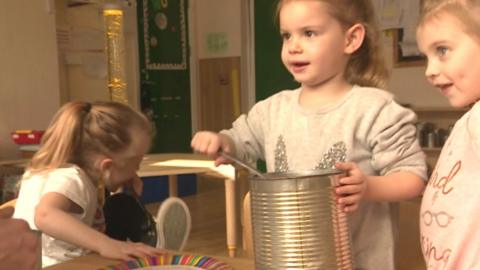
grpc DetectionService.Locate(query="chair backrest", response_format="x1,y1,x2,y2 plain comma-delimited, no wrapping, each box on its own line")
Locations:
242,192,254,258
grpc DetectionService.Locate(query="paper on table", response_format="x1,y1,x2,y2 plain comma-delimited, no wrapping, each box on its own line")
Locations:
152,159,236,180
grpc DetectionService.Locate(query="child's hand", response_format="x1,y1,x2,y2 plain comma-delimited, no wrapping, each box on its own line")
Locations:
98,238,163,261
191,131,234,166
124,175,143,197
334,162,367,213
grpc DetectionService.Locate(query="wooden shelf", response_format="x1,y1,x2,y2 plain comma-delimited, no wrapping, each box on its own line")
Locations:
412,106,465,131
422,147,442,152
413,107,467,119
412,107,467,113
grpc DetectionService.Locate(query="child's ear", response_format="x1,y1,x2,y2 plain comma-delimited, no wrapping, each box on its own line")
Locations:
99,158,113,172
344,23,365,55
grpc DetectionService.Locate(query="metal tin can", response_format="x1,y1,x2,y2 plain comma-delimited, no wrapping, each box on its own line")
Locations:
427,132,437,148
250,169,354,270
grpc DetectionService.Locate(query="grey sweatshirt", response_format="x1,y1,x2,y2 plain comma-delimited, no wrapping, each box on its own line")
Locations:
222,85,427,270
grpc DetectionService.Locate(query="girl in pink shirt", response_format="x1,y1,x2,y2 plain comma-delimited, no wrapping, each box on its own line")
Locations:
416,1,480,269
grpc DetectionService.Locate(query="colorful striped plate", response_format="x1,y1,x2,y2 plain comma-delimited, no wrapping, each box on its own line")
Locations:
99,254,232,270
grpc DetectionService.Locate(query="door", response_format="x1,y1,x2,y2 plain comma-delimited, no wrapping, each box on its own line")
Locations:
137,0,192,153
198,57,241,132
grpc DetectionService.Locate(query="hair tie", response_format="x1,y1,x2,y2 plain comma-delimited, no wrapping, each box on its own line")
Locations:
84,102,92,113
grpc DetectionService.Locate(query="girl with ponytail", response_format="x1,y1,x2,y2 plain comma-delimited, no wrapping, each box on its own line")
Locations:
14,101,161,267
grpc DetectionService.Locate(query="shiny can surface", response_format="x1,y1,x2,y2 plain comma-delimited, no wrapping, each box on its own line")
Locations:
250,169,354,270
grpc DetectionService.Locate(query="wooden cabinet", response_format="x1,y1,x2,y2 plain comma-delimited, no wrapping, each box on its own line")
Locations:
396,198,426,270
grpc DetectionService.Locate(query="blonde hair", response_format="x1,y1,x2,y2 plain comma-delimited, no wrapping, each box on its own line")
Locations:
419,0,480,38
276,0,389,88
29,101,152,174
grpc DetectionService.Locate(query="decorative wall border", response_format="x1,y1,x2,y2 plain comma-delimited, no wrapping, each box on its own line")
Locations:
143,0,187,70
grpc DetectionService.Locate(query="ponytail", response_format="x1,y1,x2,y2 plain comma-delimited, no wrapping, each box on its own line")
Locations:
29,101,151,174
30,101,91,172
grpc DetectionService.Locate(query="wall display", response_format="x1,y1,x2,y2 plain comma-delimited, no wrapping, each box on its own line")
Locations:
373,0,425,67
137,0,192,153
391,29,426,67
142,0,187,70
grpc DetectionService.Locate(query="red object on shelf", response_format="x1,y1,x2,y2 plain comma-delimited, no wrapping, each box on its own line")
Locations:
11,130,45,145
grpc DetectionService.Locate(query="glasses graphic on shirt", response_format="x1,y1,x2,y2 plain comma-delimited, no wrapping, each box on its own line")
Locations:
422,210,454,228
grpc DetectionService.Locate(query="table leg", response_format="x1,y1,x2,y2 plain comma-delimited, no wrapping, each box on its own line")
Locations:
225,178,237,257
168,175,178,197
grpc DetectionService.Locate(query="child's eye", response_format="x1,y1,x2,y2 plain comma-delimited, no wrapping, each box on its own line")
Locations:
281,32,291,40
304,30,315,37
436,46,449,57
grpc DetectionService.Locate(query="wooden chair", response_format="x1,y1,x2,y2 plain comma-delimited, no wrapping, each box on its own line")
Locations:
241,192,254,258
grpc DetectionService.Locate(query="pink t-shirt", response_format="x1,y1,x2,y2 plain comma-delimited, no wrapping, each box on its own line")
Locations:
420,102,480,269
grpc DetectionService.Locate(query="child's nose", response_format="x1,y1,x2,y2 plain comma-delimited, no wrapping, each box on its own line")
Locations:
425,60,439,81
288,38,303,54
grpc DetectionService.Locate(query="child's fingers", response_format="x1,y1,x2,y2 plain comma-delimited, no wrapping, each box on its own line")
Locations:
197,141,212,155
195,138,211,154
194,135,221,156
190,133,201,148
343,203,359,213
137,243,162,253
191,132,215,154
118,252,133,261
214,156,230,167
339,175,362,185
125,244,154,259
336,183,362,195
338,193,362,205
145,247,163,256
126,251,143,260
339,194,361,213
335,162,357,172
206,139,222,156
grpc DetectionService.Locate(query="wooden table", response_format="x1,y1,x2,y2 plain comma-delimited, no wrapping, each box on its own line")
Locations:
43,253,254,270
139,153,238,257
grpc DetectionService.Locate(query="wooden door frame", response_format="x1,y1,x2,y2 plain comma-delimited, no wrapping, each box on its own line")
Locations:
242,0,256,111
188,0,200,134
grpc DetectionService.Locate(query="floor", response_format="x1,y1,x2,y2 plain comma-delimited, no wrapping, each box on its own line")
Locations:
145,184,245,258
145,178,426,270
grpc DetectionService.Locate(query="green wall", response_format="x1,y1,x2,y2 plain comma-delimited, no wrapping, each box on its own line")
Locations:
254,0,299,101
137,0,192,153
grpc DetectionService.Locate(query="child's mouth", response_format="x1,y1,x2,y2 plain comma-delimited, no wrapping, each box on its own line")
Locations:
437,83,453,95
291,62,309,72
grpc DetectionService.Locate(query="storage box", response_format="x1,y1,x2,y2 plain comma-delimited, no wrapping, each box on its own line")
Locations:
11,130,44,145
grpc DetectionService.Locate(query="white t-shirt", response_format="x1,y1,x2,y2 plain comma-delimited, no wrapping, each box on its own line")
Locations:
420,102,480,269
13,165,99,267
